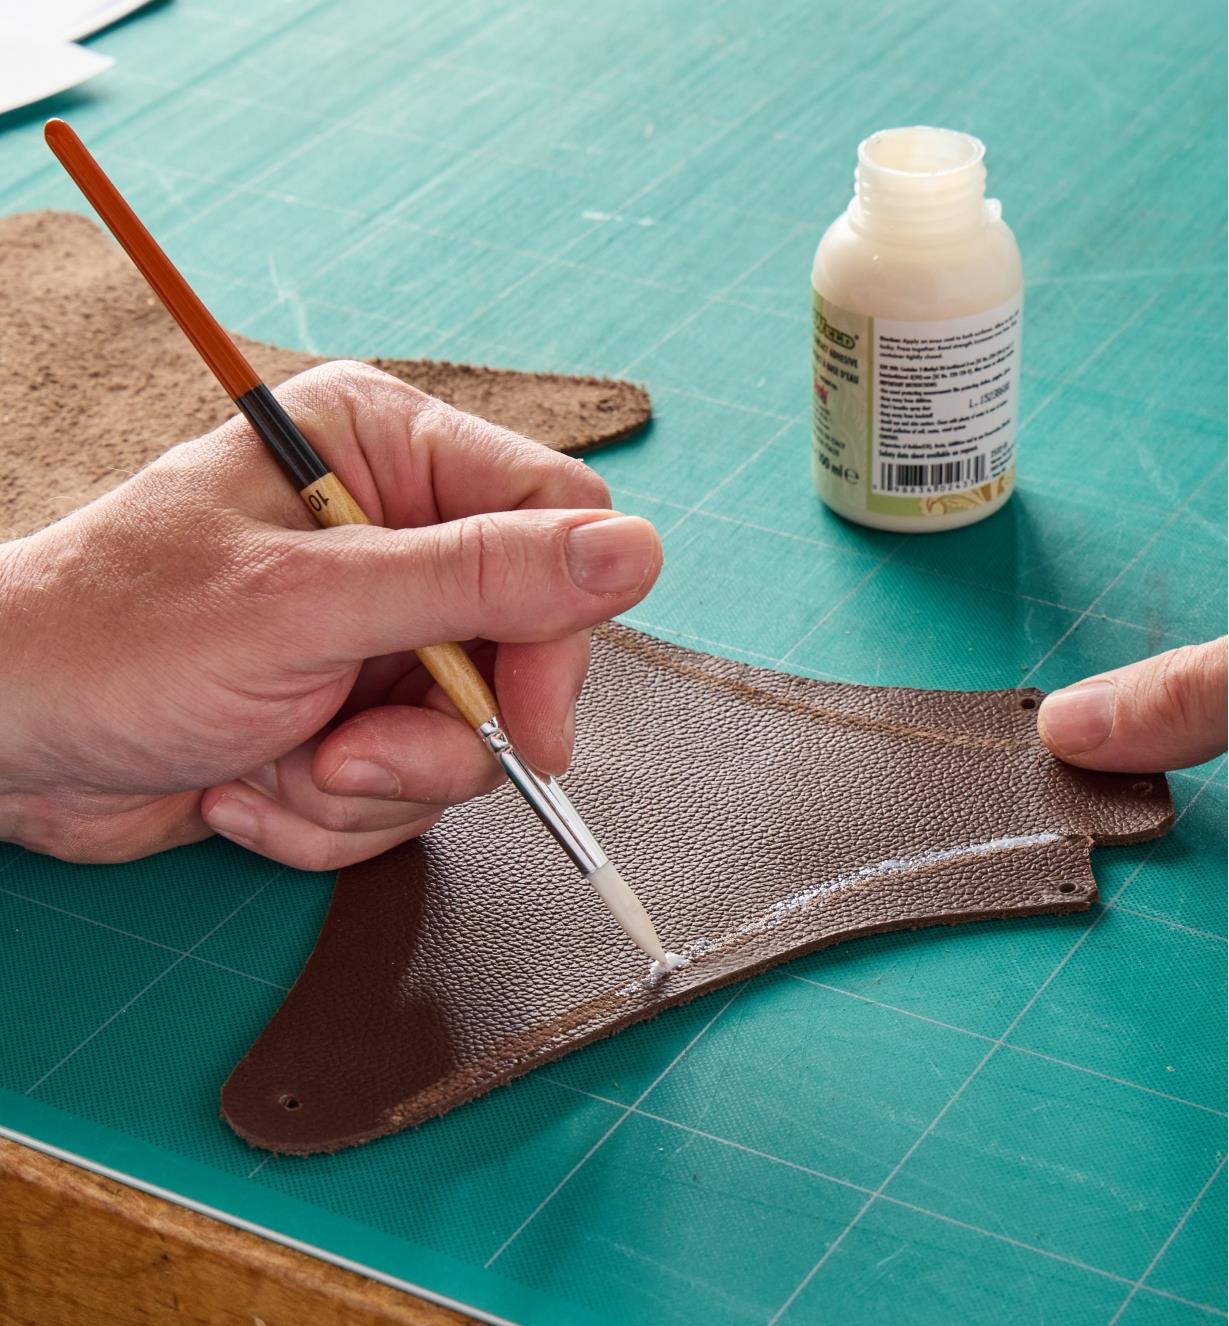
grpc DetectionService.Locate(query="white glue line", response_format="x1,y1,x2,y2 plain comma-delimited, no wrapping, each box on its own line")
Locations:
624,831,1065,995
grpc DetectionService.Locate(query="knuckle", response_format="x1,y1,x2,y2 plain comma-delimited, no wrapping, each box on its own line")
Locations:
289,359,400,435
329,359,430,413
509,441,611,509
291,833,344,873
1192,636,1228,686
452,513,519,610
418,397,463,437
312,357,382,397
1143,645,1205,731
408,400,462,467
31,810,134,865
558,454,611,508
313,360,375,420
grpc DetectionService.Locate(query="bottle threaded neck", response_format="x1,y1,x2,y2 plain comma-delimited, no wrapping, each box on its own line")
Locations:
851,126,989,241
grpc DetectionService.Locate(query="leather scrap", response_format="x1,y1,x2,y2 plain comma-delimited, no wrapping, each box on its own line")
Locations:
221,625,1172,1154
0,210,651,540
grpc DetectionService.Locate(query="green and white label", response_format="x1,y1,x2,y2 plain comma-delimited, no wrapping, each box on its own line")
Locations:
812,290,1022,517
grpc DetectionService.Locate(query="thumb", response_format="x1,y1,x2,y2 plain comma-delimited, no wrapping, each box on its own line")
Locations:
1038,638,1228,772
307,508,662,658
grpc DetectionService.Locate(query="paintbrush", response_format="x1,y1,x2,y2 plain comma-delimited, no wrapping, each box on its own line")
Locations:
44,118,678,972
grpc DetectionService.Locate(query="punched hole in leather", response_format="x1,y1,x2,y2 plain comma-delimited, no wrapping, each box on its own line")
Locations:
221,625,1172,1154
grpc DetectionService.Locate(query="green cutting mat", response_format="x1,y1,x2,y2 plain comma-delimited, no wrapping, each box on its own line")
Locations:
1,1,1226,1322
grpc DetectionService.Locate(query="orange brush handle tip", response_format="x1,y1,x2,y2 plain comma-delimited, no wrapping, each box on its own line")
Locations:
43,118,260,400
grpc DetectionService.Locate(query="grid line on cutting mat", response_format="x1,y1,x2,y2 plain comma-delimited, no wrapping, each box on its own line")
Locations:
1109,1156,1229,1324
0,0,1223,1322
482,983,748,1268
477,768,1223,1290
216,76,793,349
1022,459,1228,687
764,770,1226,1324
535,1078,1228,1320
21,869,287,1095
0,881,292,995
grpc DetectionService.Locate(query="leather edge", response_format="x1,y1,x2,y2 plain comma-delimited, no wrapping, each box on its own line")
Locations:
222,840,1100,1156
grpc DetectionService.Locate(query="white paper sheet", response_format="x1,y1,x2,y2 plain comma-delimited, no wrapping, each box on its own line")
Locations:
0,19,114,116
0,0,155,42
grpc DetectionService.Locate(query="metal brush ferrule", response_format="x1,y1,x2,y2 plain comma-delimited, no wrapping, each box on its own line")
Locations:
477,718,606,876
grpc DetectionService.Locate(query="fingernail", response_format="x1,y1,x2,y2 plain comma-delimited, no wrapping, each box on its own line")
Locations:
324,757,400,798
206,796,259,843
565,516,659,594
1039,680,1116,755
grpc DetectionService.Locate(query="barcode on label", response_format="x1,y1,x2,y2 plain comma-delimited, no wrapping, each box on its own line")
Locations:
877,455,988,494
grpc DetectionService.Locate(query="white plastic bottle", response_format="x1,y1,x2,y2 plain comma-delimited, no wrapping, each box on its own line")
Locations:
811,126,1023,532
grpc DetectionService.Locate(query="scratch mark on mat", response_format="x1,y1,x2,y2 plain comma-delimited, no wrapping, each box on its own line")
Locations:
581,209,655,226
266,256,318,354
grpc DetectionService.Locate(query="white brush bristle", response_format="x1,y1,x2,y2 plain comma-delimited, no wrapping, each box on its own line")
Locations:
650,951,686,977
587,861,620,893
586,862,671,966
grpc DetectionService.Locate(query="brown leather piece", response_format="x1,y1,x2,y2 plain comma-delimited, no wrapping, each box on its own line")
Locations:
0,210,650,540
222,625,1172,1154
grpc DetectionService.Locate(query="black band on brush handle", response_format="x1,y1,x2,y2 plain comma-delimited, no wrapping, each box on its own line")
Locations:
235,384,328,490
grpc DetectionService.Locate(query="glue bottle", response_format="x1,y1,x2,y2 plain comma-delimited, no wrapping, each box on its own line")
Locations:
811,127,1023,532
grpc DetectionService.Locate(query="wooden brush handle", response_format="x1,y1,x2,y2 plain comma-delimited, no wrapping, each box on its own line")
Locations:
300,473,500,729
299,472,372,528
414,643,500,729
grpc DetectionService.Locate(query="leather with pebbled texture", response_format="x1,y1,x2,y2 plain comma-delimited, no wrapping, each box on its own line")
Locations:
222,625,1173,1154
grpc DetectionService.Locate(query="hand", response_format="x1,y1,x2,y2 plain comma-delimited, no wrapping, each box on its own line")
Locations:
0,362,662,868
1038,638,1227,772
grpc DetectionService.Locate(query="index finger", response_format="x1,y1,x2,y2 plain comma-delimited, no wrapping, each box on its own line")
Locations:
281,360,612,531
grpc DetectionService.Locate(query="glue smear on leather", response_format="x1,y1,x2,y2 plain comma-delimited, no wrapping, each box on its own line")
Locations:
625,831,1062,995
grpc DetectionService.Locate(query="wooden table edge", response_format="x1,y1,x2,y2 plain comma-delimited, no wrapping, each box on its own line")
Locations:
0,1135,475,1325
